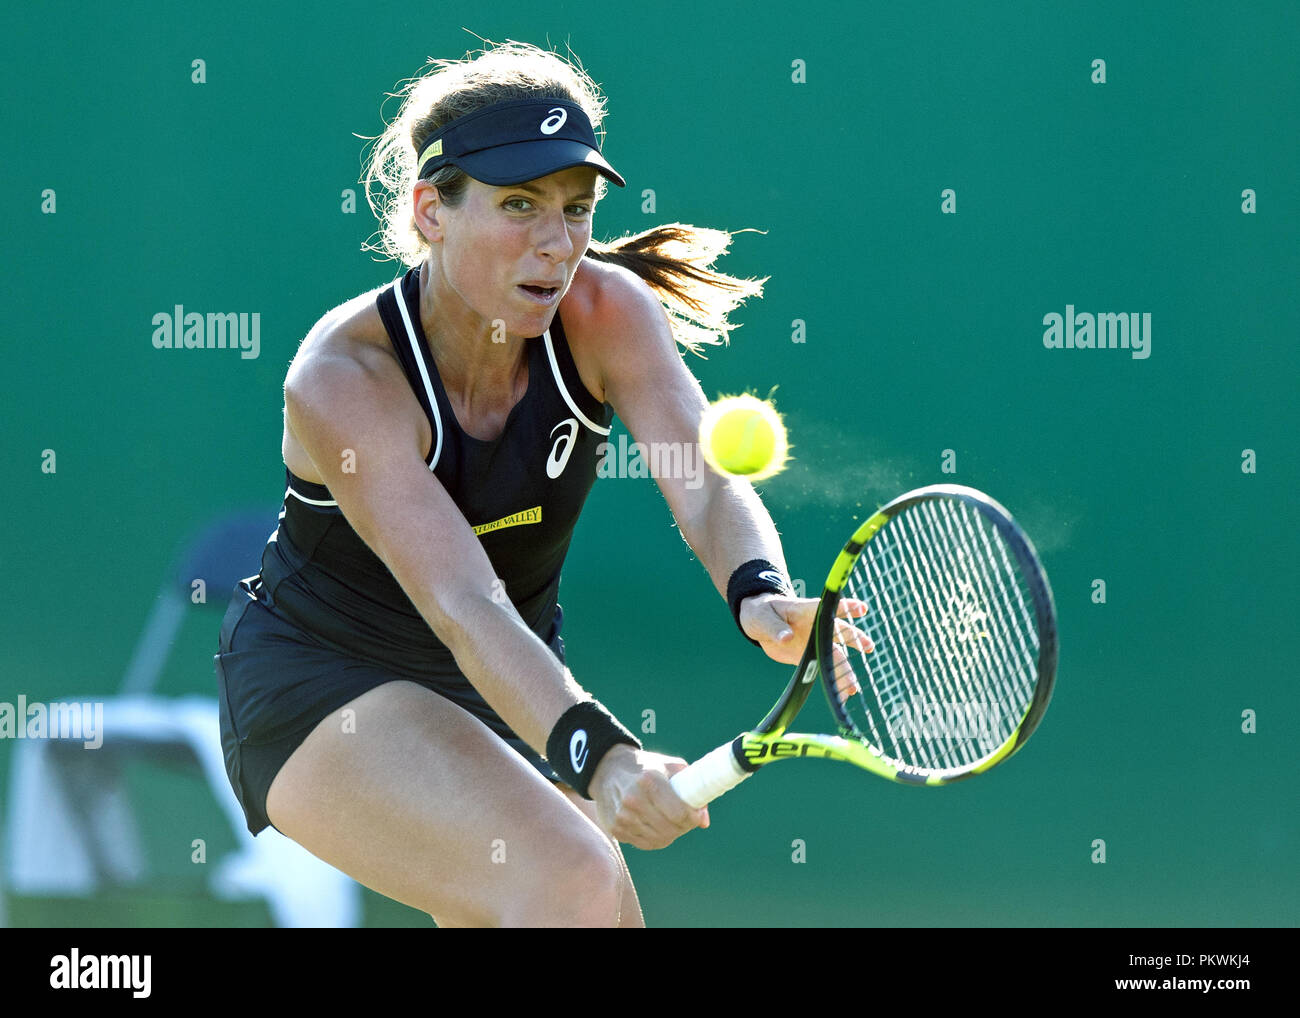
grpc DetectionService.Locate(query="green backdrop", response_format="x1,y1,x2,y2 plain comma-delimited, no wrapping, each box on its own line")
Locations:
2,0,1296,927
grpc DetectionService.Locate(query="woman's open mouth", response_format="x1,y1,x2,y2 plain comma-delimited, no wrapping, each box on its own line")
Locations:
518,284,559,304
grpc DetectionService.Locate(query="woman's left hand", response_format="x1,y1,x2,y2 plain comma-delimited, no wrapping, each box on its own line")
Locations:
739,593,873,698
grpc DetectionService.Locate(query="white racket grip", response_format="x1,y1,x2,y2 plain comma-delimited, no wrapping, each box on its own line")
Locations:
670,740,753,808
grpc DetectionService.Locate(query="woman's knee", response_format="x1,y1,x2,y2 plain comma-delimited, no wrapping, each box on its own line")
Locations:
496,827,626,928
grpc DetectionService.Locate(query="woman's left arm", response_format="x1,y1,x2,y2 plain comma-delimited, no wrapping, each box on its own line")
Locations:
583,265,815,664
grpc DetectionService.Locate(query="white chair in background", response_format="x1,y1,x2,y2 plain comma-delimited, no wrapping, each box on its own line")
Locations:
1,509,361,928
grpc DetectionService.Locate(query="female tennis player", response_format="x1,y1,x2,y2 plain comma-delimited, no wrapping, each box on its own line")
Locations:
215,40,819,927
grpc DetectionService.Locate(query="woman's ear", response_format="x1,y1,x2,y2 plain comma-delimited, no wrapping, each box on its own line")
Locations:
413,180,444,244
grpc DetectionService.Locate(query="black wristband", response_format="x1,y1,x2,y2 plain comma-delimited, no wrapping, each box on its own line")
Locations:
727,558,793,647
546,700,642,799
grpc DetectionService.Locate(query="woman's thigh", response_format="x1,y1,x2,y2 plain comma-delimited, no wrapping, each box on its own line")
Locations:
265,679,627,927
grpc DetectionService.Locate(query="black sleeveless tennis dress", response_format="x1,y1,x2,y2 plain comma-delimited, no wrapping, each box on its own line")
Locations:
215,267,614,834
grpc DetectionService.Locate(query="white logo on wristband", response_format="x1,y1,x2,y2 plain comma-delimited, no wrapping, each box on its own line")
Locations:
757,569,787,590
570,729,589,772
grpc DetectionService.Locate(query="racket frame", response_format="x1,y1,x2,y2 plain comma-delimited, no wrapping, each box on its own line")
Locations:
669,484,1058,807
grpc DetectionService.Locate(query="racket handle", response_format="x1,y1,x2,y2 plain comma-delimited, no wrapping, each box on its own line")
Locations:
670,738,752,808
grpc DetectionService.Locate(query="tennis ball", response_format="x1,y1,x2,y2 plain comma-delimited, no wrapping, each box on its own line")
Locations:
699,394,790,481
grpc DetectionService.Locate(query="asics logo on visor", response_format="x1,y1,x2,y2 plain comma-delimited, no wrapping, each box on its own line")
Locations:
540,108,568,135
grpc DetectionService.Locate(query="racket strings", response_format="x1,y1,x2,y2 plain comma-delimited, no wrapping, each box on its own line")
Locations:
907,500,1033,756
901,500,1035,763
890,508,998,769
866,530,969,767
846,543,957,766
949,501,1039,705
838,498,1040,773
857,564,934,765
924,499,1036,737
897,508,995,768
845,520,975,769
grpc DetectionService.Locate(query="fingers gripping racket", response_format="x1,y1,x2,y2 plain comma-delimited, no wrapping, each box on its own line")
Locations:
670,484,1058,808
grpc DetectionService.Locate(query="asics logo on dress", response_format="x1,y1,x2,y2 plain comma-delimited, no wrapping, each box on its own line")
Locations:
570,729,589,772
540,108,568,135
547,418,580,478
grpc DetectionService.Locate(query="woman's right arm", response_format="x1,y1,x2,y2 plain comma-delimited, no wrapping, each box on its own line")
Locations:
282,333,705,846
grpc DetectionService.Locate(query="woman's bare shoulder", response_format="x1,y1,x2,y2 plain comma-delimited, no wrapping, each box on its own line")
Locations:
567,256,654,316
562,258,670,404
282,279,430,480
292,282,397,373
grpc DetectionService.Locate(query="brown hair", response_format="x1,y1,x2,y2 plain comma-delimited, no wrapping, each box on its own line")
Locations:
362,40,765,353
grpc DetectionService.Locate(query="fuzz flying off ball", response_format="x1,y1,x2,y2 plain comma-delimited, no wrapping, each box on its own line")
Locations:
699,394,790,481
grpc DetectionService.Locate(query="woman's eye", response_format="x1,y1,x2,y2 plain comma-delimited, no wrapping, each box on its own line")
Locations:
503,197,589,217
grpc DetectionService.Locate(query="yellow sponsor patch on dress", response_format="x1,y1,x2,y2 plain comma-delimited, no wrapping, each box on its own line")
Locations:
472,506,543,536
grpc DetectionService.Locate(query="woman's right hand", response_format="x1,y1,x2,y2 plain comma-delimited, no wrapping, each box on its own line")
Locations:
588,744,709,850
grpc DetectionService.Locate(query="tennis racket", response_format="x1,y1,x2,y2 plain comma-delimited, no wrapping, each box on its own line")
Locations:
670,484,1058,807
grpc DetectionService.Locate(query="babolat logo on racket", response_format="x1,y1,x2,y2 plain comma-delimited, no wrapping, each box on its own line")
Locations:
570,729,589,772
742,738,842,764
799,661,818,685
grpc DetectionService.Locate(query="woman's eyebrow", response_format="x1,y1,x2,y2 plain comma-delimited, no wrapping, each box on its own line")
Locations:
509,182,597,201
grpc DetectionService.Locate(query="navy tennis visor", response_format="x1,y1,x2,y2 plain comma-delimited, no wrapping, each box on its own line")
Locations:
417,97,625,188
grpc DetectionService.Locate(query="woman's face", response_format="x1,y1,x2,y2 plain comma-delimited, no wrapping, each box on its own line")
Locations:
426,165,599,340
